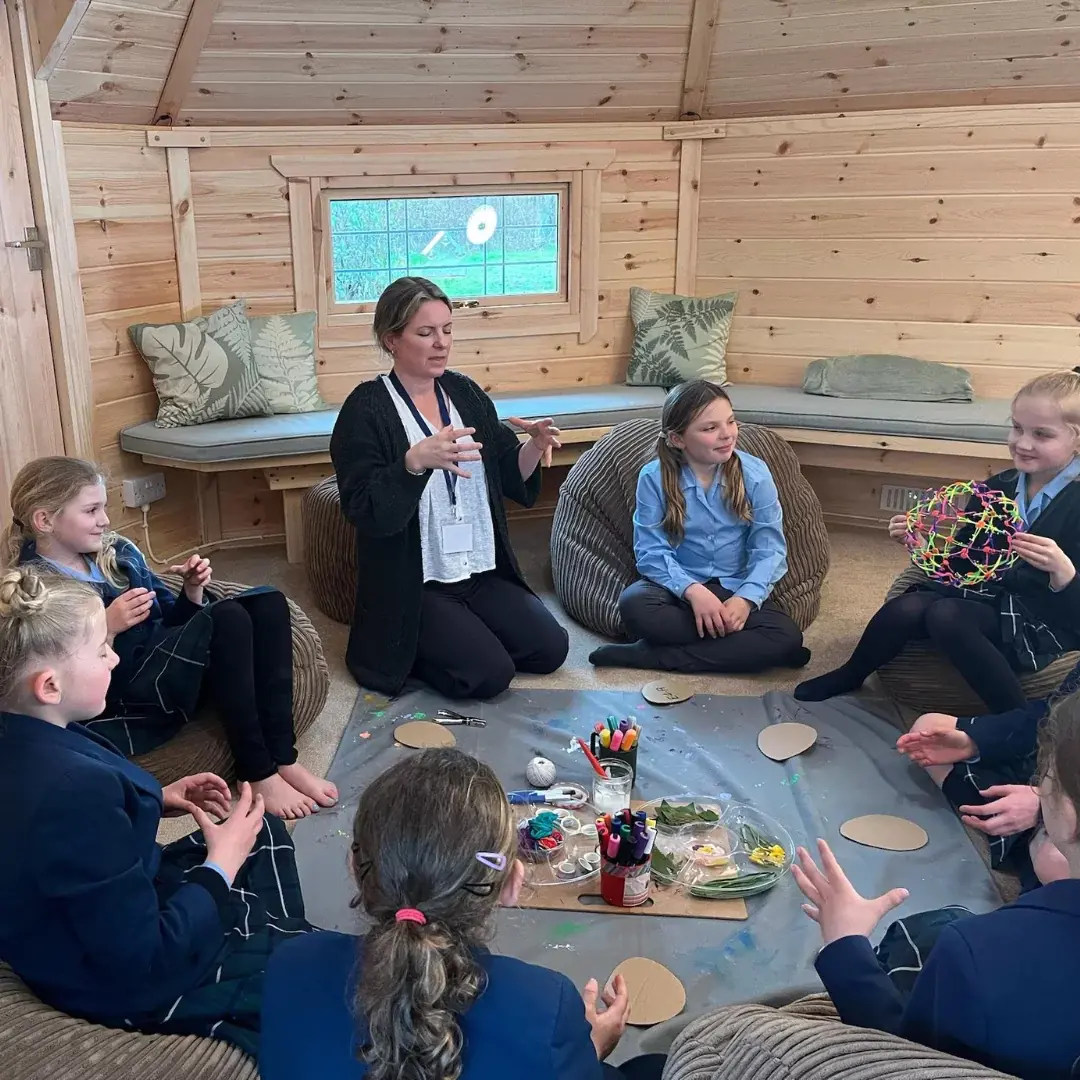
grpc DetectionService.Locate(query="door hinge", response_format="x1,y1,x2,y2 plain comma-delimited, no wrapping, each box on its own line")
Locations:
5,227,46,271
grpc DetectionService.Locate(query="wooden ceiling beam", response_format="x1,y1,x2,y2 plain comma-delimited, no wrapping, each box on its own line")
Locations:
679,0,721,120
154,0,222,126
25,0,91,78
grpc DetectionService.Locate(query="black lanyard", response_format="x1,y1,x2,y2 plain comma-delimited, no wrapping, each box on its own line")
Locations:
388,371,458,506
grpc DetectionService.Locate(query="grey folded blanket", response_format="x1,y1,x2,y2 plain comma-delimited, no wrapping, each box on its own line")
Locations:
803,354,974,402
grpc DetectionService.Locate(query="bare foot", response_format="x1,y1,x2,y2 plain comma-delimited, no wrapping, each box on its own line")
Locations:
251,773,315,820
277,762,338,808
897,727,976,767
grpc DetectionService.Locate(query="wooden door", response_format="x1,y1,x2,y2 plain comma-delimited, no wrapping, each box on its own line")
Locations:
0,2,63,528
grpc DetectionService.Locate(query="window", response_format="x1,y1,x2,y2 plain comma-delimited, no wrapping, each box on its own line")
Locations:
328,189,565,308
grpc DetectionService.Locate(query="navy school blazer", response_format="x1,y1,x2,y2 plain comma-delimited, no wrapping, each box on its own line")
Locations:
0,713,230,1023
815,881,1080,1079
261,930,619,1080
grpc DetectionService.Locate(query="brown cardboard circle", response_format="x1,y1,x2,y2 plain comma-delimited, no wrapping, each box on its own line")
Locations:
757,722,818,762
840,814,928,852
641,679,693,706
610,956,686,1026
393,721,456,749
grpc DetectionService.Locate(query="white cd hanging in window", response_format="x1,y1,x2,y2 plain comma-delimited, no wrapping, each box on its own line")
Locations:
466,205,498,246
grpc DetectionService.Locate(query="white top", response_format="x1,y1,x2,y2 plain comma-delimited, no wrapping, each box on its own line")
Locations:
382,374,497,584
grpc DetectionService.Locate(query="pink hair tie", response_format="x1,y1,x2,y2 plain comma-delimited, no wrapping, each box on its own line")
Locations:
395,908,426,925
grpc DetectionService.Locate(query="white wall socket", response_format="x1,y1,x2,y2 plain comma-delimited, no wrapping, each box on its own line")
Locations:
122,473,167,508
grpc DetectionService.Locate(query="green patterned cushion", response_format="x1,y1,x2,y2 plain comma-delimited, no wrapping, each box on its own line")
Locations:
250,311,325,414
625,287,736,388
129,300,272,428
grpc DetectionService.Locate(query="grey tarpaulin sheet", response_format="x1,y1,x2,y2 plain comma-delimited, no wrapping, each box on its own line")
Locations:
292,688,1003,1063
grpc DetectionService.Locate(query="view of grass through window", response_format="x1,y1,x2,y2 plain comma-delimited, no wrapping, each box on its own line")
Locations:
329,192,562,304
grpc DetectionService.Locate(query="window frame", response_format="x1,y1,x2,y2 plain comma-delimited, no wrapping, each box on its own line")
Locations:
321,183,571,317
272,147,610,347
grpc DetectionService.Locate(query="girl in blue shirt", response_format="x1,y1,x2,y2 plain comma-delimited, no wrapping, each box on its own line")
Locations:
260,748,667,1080
590,379,809,674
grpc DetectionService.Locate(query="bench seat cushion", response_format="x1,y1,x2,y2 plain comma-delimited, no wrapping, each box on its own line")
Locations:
119,386,669,464
726,384,1009,443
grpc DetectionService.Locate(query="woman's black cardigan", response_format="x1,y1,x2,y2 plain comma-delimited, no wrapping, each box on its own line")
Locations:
329,370,541,694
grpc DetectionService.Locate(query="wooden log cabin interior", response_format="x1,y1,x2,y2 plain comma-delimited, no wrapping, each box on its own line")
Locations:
3,1,1080,1077
4,0,1080,562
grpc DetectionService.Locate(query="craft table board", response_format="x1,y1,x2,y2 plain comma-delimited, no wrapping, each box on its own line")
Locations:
293,687,1003,1063
520,879,748,920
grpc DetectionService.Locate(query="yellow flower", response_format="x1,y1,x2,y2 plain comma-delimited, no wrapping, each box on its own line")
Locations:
748,844,786,868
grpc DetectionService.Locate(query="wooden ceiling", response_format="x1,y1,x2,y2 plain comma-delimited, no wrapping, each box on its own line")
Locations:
30,0,1080,127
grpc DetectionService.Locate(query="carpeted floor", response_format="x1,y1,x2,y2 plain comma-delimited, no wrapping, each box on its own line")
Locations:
159,520,908,843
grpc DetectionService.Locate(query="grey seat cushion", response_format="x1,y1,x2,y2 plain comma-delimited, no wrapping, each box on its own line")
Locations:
119,382,1007,465
119,386,668,464
726,384,1009,443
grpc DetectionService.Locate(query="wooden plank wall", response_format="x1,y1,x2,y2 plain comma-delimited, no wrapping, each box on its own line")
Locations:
708,0,1080,118
701,102,1080,524
62,121,680,543
64,125,204,557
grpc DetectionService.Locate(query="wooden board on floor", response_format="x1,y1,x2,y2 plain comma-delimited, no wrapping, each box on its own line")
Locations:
518,878,748,920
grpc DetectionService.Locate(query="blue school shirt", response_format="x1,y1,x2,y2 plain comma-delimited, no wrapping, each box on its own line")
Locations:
815,881,1080,1079
632,451,787,607
1015,455,1080,526
260,930,611,1080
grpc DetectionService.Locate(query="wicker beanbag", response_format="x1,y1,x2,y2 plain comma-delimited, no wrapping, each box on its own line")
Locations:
550,418,829,638
132,578,330,787
877,566,1080,715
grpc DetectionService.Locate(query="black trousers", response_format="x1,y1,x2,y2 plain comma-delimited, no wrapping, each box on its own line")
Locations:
603,1054,667,1080
619,578,803,674
413,571,569,700
202,591,297,782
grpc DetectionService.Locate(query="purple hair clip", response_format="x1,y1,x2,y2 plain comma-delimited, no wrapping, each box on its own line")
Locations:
475,852,507,872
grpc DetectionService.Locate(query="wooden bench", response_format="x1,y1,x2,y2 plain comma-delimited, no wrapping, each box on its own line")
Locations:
121,384,1012,563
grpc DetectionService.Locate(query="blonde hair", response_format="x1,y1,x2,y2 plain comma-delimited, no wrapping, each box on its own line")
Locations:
1013,369,1080,439
657,379,750,545
0,567,103,703
3,457,126,588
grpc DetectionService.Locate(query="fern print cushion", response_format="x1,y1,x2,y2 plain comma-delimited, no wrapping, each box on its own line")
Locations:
249,311,326,414
626,287,737,388
129,300,272,428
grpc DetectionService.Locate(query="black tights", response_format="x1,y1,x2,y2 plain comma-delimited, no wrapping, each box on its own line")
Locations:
794,590,1027,713
202,591,297,782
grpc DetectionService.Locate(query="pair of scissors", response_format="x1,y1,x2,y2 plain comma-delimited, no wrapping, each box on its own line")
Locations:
507,784,589,809
432,708,487,728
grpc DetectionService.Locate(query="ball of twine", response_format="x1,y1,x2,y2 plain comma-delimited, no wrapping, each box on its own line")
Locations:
904,480,1023,589
525,756,557,788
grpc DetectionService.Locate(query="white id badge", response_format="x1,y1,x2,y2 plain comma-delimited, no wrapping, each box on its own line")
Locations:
441,522,474,553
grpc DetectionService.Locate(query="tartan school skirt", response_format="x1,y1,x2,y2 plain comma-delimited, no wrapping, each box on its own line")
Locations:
874,907,974,998
130,813,316,1057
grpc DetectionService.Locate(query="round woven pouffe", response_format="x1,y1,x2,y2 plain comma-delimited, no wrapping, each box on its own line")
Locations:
877,565,1080,715
303,475,357,625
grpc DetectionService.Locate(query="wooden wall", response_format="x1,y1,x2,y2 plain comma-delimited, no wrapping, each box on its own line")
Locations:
698,101,1080,523
63,121,680,547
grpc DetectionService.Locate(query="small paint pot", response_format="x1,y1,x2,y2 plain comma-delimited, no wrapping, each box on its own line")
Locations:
556,859,578,879
579,822,599,842
578,851,601,874
559,815,582,835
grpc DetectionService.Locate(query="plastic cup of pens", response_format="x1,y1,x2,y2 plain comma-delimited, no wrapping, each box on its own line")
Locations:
590,715,640,780
598,809,655,908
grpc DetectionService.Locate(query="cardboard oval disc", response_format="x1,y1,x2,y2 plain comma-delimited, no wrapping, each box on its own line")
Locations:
840,814,928,852
610,956,686,1026
393,721,456,749
641,679,693,706
758,722,818,762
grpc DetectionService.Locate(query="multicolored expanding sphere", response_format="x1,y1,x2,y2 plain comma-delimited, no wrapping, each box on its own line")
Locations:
904,480,1023,588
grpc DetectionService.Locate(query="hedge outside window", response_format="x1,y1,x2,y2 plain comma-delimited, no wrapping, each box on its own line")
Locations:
327,189,565,311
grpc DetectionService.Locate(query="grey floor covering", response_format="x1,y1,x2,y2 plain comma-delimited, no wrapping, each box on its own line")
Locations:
292,687,1002,1063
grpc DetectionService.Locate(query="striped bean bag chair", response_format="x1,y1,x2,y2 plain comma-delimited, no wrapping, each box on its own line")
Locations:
551,418,829,638
877,565,1080,715
664,993,1011,1080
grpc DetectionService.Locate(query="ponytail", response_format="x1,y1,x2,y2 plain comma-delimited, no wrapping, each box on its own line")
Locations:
350,750,515,1080
721,451,752,523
